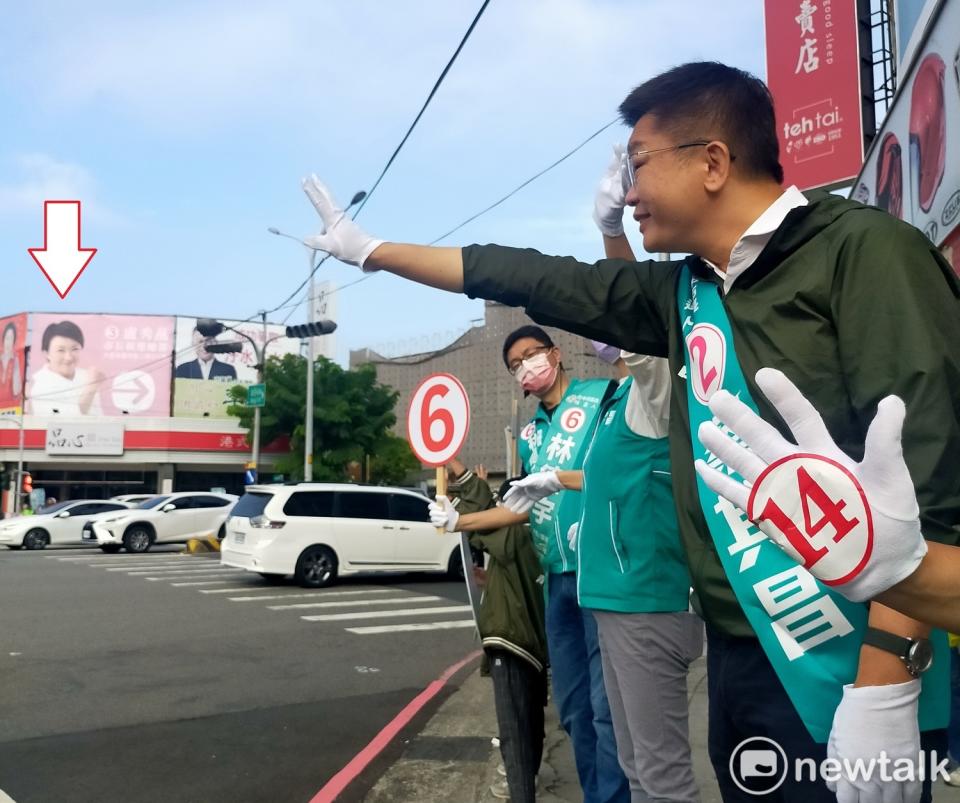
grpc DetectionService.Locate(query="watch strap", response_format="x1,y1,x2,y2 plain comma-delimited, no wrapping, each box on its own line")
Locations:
863,626,912,660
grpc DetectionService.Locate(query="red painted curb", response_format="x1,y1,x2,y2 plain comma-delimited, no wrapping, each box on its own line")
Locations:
308,649,483,803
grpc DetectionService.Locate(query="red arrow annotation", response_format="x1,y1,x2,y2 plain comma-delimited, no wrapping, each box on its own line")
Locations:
28,200,97,299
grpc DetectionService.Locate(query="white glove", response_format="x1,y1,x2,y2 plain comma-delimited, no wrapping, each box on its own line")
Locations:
428,495,458,532
567,522,578,552
301,175,384,269
827,680,921,803
501,470,565,514
592,145,631,237
694,367,926,603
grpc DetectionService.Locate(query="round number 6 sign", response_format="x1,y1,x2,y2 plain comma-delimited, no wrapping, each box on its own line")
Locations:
406,373,471,467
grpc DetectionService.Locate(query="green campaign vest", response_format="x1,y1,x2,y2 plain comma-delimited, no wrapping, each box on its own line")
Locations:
518,377,613,574
576,377,691,613
677,265,947,743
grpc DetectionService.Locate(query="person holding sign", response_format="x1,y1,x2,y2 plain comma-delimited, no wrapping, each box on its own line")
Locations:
443,459,548,803
430,327,627,803
302,61,960,801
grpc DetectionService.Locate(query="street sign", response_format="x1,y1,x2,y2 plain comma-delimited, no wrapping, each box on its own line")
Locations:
244,469,258,485
246,384,266,407
405,373,471,467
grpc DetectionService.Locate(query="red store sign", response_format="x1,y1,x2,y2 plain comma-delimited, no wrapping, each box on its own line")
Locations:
764,0,865,190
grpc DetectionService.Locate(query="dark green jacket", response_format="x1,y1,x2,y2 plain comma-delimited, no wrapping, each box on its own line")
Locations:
462,196,960,637
451,471,548,671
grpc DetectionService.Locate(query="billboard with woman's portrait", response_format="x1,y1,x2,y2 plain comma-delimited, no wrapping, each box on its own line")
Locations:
0,313,27,415
26,314,174,417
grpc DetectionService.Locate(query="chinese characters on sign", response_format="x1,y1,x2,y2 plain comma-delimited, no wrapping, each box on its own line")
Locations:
765,0,864,189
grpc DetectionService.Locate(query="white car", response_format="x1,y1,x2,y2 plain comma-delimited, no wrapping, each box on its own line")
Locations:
0,500,134,550
92,492,238,553
110,494,158,505
220,483,464,588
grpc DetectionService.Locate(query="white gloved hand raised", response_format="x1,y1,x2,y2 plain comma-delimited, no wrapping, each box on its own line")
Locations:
301,175,384,269
501,470,565,514
592,145,631,237
827,680,922,803
428,495,459,532
567,522,579,552
694,367,926,603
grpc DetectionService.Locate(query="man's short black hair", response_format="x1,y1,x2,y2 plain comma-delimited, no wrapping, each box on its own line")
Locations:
41,321,84,351
619,61,784,185
501,325,554,369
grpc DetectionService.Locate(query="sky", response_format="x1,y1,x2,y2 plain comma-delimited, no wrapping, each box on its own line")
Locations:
0,0,766,365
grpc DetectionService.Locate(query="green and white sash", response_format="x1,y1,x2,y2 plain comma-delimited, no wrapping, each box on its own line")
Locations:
678,264,948,743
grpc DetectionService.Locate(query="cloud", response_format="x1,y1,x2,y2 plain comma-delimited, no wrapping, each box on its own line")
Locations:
14,0,762,142
0,153,126,225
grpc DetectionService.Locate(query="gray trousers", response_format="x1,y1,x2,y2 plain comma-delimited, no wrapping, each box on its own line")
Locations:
593,610,704,803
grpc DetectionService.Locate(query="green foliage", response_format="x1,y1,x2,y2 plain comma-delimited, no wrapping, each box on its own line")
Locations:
227,354,413,483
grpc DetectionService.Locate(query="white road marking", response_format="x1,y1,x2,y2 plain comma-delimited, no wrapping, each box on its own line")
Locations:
227,589,395,602
146,573,239,581
301,605,472,622
169,580,243,587
346,620,476,634
125,567,240,577
268,594,443,611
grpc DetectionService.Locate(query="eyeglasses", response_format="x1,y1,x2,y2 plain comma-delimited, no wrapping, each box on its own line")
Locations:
507,345,552,375
621,141,712,189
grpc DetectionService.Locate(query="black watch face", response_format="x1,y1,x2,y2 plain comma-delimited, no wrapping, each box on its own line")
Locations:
908,640,934,674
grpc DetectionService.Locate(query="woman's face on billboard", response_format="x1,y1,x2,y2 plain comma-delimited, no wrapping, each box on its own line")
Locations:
45,336,83,379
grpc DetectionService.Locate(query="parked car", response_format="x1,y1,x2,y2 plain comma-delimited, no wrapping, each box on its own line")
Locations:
91,492,238,553
0,500,134,550
220,483,463,588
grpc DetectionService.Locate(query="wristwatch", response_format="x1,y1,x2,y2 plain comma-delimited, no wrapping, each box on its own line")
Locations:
863,627,934,677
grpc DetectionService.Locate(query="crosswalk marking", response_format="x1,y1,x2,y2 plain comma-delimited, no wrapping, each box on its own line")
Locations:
170,580,243,587
267,595,443,611
346,620,476,635
126,567,240,577
301,605,472,622
227,589,394,602
146,573,240,581
103,564,223,572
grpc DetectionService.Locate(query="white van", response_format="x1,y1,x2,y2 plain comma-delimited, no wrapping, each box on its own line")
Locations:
220,483,464,588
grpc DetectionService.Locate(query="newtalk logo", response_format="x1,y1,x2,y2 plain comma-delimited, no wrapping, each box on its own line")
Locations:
730,737,950,795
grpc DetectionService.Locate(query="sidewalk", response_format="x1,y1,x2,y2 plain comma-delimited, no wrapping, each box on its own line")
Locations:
363,657,721,802
364,655,960,802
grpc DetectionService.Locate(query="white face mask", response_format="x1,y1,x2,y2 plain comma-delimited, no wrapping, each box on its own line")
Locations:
515,352,559,394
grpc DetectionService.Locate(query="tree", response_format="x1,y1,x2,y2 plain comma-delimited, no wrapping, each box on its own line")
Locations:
226,354,414,482
368,433,421,485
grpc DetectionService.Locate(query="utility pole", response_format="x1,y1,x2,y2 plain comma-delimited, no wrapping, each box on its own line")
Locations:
14,345,29,514
304,250,317,481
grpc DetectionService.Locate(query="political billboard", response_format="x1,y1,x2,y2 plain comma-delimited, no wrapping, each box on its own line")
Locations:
26,313,174,417
172,317,302,418
0,313,27,415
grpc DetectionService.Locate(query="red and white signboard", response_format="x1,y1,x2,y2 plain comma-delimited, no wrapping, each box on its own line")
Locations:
406,373,471,467
764,0,865,190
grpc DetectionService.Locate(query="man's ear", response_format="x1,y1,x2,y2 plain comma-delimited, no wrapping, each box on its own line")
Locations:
703,141,734,193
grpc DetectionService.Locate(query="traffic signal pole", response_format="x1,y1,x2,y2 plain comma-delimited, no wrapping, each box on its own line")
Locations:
304,250,316,482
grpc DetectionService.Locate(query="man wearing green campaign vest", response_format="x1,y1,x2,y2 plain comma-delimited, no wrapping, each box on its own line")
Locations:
430,326,627,803
504,350,703,803
302,61,960,803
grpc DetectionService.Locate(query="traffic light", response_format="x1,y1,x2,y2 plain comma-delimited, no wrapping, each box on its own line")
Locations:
21,472,32,494
195,318,226,337
205,341,244,354
285,320,337,339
